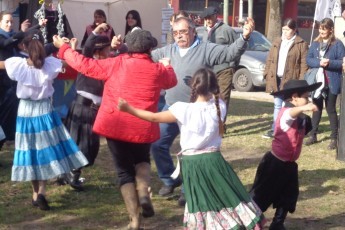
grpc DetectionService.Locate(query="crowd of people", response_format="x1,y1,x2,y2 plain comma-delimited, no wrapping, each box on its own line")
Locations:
1,4,345,230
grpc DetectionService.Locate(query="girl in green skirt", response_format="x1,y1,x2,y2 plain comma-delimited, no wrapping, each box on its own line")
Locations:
118,68,265,229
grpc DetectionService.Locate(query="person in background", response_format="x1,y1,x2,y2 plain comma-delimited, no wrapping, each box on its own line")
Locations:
304,18,345,150
0,31,88,211
53,29,177,229
197,6,238,132
250,80,321,230
118,68,265,229
166,10,189,45
80,9,115,49
262,18,308,139
61,23,111,191
124,10,142,40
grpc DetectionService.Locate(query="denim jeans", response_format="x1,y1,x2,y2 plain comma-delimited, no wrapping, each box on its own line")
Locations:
272,95,284,132
151,104,181,186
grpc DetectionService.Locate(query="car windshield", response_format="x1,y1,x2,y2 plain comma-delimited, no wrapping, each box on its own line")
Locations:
236,30,272,51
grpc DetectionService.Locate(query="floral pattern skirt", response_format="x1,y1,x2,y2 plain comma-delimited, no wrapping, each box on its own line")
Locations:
181,152,265,229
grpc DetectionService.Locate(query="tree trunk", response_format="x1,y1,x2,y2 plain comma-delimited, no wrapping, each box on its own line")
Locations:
267,0,282,42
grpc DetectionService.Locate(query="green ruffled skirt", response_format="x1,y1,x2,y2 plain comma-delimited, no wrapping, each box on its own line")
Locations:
181,152,265,229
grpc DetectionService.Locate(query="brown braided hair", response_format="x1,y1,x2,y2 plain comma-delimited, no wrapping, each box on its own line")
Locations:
189,68,224,137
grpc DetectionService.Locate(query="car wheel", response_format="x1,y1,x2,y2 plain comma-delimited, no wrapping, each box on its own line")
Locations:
233,68,254,92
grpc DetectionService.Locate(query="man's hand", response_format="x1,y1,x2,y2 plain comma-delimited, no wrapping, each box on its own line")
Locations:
111,35,122,50
242,17,255,40
93,23,109,34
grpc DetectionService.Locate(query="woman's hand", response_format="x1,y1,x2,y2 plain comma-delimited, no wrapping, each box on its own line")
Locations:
320,58,329,67
111,35,122,50
20,19,31,32
39,18,48,27
69,38,78,50
118,98,130,112
53,35,69,48
93,23,109,34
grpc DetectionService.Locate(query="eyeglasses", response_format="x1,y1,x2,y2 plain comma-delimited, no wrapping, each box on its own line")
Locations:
172,29,189,36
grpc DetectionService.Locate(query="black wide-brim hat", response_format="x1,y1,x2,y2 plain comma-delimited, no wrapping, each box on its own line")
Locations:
271,80,322,98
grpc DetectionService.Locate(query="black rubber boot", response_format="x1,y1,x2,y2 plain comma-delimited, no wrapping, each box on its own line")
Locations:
269,207,288,230
68,169,84,191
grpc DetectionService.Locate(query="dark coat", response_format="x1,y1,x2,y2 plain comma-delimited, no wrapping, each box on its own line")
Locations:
264,35,308,93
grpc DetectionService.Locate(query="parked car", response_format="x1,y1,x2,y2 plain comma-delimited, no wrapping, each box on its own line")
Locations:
232,28,271,92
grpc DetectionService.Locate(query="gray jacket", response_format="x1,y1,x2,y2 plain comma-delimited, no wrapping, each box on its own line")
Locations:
151,37,247,105
196,22,239,73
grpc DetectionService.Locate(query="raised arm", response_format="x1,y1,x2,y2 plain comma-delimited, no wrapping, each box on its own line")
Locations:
118,98,177,123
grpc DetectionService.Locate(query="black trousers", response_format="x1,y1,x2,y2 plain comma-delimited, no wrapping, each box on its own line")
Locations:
106,138,151,186
310,90,338,139
250,151,299,213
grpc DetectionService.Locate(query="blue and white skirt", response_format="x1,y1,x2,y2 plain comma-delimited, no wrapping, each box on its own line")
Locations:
11,98,89,181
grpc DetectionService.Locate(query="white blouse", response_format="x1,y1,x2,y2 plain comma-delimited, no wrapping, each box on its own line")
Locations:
169,98,226,152
5,56,62,100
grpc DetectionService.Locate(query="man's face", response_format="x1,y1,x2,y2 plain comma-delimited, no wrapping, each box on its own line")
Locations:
172,19,195,48
204,14,217,28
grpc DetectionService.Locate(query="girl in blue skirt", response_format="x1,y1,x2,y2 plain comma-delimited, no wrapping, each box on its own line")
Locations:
118,68,265,229
0,31,88,210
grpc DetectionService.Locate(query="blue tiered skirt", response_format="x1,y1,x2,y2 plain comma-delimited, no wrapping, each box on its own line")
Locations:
11,98,89,181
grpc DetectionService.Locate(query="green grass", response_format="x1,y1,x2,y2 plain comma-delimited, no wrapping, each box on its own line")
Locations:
1,96,345,229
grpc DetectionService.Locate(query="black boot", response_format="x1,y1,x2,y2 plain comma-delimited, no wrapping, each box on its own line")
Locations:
269,208,288,230
68,169,84,191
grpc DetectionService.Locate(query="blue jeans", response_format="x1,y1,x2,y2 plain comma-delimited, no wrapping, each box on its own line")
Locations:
272,96,284,131
151,104,181,186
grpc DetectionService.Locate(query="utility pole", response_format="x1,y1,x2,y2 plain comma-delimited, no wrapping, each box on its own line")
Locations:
223,0,229,25
248,0,253,18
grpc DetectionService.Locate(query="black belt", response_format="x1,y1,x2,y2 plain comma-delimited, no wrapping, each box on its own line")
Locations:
75,94,100,110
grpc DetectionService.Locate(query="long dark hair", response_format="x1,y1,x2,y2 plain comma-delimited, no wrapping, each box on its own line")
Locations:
22,32,46,69
190,68,224,136
125,10,142,35
93,9,107,27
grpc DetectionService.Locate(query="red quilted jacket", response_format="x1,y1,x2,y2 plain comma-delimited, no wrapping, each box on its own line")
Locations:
58,44,177,143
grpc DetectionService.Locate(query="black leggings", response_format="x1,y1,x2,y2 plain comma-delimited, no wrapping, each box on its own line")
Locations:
310,91,338,139
107,138,151,186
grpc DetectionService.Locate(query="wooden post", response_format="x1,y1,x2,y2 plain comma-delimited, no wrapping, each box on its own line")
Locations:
337,70,345,161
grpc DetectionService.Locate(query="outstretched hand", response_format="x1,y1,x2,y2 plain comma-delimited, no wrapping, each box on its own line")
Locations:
118,98,130,112
242,17,255,40
53,35,70,48
69,38,78,50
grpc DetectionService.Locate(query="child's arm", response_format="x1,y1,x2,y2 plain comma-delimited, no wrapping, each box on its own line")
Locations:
118,98,177,123
0,61,4,69
289,102,318,118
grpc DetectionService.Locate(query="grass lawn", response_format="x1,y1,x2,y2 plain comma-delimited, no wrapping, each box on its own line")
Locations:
1,95,345,229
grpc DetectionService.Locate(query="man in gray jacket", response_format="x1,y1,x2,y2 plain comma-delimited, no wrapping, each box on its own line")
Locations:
197,6,239,131
150,16,254,205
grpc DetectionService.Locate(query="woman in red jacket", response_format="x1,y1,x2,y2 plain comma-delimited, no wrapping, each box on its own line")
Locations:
54,29,177,230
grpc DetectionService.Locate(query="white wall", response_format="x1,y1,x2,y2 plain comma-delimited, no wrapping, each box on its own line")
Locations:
61,0,168,48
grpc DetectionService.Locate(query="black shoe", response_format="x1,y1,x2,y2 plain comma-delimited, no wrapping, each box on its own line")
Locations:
55,174,68,186
67,169,84,191
139,196,155,218
158,180,182,196
328,139,337,150
269,208,287,230
36,194,50,211
304,135,317,146
177,193,186,207
262,130,274,139
32,199,39,207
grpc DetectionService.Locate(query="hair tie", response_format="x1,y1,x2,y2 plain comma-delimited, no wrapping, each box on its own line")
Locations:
32,34,40,40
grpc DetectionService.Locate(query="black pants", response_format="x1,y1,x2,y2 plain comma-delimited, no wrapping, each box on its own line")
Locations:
107,138,151,186
310,90,338,139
